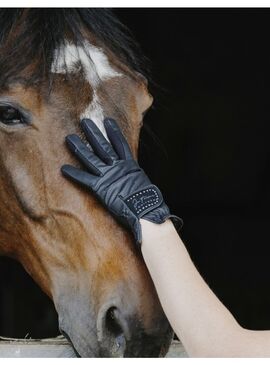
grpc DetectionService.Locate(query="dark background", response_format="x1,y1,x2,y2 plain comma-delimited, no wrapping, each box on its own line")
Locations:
1,8,270,339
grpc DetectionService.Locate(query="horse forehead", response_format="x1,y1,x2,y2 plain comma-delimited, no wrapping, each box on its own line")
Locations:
52,41,122,136
52,41,121,84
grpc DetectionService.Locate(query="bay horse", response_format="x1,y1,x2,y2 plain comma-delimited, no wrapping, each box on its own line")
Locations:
0,9,173,357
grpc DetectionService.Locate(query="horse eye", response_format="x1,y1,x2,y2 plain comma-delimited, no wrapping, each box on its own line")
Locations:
0,106,26,126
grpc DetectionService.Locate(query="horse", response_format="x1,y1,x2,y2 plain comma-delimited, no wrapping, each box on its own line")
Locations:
0,9,173,357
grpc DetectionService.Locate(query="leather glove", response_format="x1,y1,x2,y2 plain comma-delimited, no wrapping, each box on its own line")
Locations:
61,118,183,248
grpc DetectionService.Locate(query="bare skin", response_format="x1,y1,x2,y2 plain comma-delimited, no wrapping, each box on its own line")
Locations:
140,218,270,357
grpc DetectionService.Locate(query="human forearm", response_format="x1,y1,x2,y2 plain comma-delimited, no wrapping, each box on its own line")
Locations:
140,218,242,357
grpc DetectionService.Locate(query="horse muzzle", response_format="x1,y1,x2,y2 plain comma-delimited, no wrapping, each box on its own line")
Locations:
57,296,173,357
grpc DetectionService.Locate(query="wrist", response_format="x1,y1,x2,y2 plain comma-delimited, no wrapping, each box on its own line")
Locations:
140,218,176,245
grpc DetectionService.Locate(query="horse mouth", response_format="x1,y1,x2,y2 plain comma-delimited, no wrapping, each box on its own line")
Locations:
60,330,81,357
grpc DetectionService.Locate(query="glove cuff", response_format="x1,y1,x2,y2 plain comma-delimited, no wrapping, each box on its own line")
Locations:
123,184,163,218
123,185,183,248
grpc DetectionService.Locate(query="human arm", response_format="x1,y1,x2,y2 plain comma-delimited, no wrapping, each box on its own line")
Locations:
61,118,270,357
140,218,270,357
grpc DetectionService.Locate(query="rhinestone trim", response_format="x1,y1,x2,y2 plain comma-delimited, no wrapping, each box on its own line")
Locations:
124,186,161,217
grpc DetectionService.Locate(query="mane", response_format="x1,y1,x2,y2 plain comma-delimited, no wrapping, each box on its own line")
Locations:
0,9,147,87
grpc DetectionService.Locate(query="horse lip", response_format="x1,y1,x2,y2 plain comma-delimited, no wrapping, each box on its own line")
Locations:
60,329,81,358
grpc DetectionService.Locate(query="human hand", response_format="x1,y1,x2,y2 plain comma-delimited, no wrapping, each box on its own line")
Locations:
61,118,182,248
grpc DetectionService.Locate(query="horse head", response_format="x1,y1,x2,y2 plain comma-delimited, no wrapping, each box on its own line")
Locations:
0,9,173,357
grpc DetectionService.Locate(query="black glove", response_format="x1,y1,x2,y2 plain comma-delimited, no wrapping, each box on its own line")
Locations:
61,118,182,248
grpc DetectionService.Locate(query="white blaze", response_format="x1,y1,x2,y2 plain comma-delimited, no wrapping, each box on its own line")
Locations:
51,41,121,136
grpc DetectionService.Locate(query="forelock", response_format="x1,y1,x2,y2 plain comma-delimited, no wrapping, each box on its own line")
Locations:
0,9,148,88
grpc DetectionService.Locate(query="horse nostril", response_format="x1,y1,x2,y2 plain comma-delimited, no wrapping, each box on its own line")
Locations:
106,307,123,337
97,305,129,357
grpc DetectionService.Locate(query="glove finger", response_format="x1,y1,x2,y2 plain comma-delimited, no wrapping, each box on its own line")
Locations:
81,119,119,164
65,134,105,176
104,118,133,160
61,164,99,190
